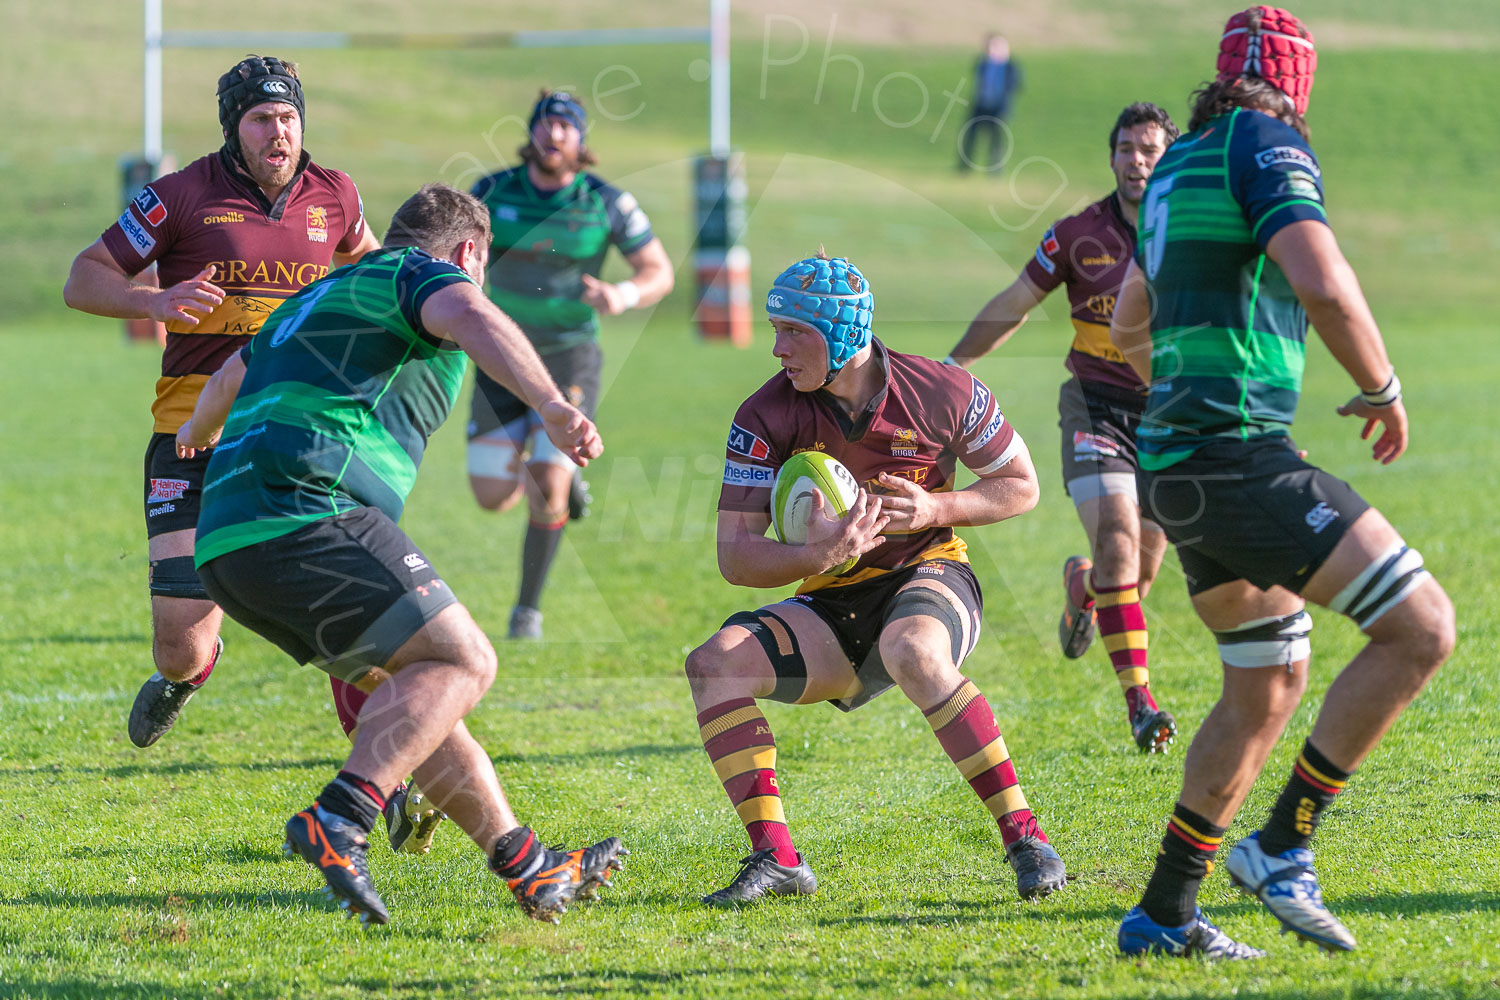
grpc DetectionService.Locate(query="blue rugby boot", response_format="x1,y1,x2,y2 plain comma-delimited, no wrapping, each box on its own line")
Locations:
1117,906,1265,959
1226,832,1356,951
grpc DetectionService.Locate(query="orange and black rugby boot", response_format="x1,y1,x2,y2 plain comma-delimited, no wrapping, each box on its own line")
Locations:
283,804,390,926
501,837,629,923
1058,556,1097,659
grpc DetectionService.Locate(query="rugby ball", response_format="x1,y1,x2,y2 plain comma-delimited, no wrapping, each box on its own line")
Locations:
772,451,861,574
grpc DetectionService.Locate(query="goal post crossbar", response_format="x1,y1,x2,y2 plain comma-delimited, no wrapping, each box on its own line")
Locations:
157,26,710,51
142,0,730,161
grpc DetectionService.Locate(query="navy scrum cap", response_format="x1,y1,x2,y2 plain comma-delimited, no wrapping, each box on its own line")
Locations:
529,91,587,134
217,55,305,162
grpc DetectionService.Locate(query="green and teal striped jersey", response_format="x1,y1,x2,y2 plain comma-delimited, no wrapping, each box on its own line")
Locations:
1134,107,1328,470
470,167,655,354
195,247,472,564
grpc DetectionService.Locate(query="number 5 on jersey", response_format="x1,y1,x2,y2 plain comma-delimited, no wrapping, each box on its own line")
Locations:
1140,175,1176,281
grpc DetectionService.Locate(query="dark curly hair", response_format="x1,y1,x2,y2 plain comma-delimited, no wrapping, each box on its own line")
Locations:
1188,76,1309,141
1109,102,1179,150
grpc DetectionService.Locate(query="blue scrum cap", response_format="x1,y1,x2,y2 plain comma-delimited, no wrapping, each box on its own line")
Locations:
765,252,874,382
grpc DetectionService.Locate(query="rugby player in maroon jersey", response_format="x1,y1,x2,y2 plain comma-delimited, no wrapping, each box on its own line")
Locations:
685,251,1068,905
944,103,1182,753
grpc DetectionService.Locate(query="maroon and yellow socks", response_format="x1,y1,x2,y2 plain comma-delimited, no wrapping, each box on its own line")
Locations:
1139,803,1225,927
518,516,567,611
924,680,1046,847
189,638,222,687
698,698,797,866
1259,740,1352,856
331,677,368,738
1091,578,1157,715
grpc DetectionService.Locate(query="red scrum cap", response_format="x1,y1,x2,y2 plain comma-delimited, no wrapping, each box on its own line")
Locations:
1217,7,1316,115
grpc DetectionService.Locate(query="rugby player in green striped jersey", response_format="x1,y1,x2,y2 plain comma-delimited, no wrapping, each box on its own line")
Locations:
466,91,674,641
176,184,627,926
1111,6,1454,960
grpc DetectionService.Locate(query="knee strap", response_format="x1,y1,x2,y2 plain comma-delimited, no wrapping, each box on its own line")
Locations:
884,587,968,666
149,555,210,601
1213,610,1312,668
1328,543,1429,631
721,610,807,704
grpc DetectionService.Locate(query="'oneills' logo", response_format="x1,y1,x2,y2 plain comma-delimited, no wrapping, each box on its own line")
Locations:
204,211,245,224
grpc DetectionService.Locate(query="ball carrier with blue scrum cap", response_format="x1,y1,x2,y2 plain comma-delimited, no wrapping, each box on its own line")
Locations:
687,250,1068,906
465,89,674,640
1111,6,1454,960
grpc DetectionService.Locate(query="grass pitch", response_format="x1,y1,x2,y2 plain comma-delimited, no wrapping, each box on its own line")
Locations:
2,4,1499,998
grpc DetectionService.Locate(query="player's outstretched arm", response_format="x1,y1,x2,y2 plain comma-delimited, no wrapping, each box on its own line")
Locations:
423,280,566,408
944,273,1046,367
878,439,1039,533
716,492,888,589
580,237,674,316
423,280,602,466
176,352,246,458
1266,220,1408,463
64,240,224,325
1108,259,1153,387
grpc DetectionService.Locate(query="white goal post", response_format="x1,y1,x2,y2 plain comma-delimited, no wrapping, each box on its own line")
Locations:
140,0,731,165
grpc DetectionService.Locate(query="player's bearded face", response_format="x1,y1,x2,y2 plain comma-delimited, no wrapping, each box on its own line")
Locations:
772,319,831,392
530,118,584,176
1111,123,1168,206
238,101,303,191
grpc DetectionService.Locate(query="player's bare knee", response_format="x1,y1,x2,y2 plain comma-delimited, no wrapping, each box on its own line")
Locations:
469,477,522,512
878,627,936,672
686,629,771,700
683,642,716,687
1408,580,1455,668
467,638,499,692
526,493,568,524
1263,666,1309,720
150,615,215,679
1368,580,1455,678
448,624,498,694
153,635,208,681
684,634,737,688
878,627,957,696
1426,584,1457,666
880,586,970,687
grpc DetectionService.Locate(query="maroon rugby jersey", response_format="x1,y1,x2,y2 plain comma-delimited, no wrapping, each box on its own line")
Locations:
719,340,1023,593
100,150,367,432
1021,193,1140,391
